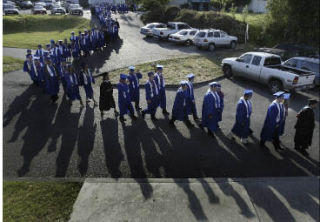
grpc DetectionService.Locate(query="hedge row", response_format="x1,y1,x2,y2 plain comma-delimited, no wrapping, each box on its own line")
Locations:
142,7,247,43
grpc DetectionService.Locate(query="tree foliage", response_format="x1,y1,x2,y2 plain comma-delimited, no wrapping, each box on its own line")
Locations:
141,0,170,10
266,0,319,46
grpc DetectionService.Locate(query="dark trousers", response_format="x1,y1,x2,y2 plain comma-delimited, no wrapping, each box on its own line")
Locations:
120,105,134,118
260,127,280,149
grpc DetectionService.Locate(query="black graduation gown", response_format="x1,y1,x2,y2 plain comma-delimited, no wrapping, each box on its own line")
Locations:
99,80,115,111
294,106,315,147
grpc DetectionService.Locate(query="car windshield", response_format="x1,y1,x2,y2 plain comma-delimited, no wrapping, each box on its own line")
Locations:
5,4,15,8
167,24,175,29
196,32,206,38
70,4,80,8
156,24,166,28
178,31,188,35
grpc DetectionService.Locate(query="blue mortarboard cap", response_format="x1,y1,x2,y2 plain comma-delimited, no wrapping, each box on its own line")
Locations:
128,66,135,70
186,73,195,79
50,39,55,43
148,71,154,77
273,91,285,98
244,89,253,95
156,64,163,69
209,82,218,87
27,49,31,53
180,80,188,85
283,93,291,100
120,74,127,79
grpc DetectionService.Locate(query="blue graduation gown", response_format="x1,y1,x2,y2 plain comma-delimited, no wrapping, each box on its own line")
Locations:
44,65,59,96
57,65,67,92
35,49,45,62
98,31,105,47
143,80,159,115
23,61,38,82
172,87,188,121
117,82,133,116
82,70,95,99
231,98,252,138
260,101,285,141
201,90,220,132
186,81,197,115
127,73,142,102
65,73,81,101
154,73,166,109
36,63,45,88
217,91,224,122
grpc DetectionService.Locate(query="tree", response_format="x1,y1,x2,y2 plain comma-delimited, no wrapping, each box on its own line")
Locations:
242,5,248,23
210,0,231,11
142,0,169,11
266,0,319,46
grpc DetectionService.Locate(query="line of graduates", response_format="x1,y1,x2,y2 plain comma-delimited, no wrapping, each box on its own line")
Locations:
99,67,318,156
23,52,97,106
94,5,120,43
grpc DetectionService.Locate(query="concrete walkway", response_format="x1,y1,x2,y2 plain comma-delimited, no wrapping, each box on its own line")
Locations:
69,177,319,222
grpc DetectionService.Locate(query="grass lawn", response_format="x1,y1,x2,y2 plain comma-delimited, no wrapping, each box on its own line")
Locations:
3,15,91,49
3,181,82,222
100,47,252,85
3,56,24,73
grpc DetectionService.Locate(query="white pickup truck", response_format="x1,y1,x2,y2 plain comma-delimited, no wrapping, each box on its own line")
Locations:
152,22,192,40
221,52,315,93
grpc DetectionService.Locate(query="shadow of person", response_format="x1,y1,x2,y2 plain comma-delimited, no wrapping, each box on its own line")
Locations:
86,38,124,74
77,105,97,176
174,178,208,221
55,97,82,177
196,178,220,204
100,118,124,178
17,95,57,177
3,85,38,129
120,120,153,199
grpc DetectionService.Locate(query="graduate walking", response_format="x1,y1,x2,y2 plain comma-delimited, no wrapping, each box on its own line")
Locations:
216,83,224,128
260,91,286,151
44,58,60,104
186,73,199,121
294,99,318,156
80,63,98,105
141,72,159,120
117,74,137,121
154,64,170,115
228,89,253,145
99,72,118,118
127,66,142,112
65,65,84,107
23,54,39,85
201,82,221,138
169,80,193,127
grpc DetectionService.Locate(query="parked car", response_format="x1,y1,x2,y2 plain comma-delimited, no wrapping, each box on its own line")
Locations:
3,4,19,15
19,1,33,9
32,5,47,14
68,4,83,15
3,0,16,6
140,23,166,37
43,0,56,9
283,57,320,86
193,29,238,51
51,4,66,14
152,22,192,40
221,52,315,93
168,29,199,46
34,1,46,8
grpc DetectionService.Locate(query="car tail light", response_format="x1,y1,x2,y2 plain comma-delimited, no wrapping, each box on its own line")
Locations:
293,76,299,84
160,32,163,35
204,39,208,42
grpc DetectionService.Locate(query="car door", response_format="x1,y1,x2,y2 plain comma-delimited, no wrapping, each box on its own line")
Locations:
213,31,223,45
246,55,262,81
220,31,229,45
233,54,253,77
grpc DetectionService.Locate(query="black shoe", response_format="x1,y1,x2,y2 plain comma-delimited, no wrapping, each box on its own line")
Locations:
185,120,194,128
162,109,170,115
249,128,253,136
294,146,301,151
120,117,126,122
275,146,285,151
207,130,215,138
260,141,266,148
131,115,137,120
151,115,158,121
141,111,145,119
169,120,175,127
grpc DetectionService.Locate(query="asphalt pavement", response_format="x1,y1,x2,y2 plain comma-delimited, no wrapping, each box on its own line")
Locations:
2,11,320,179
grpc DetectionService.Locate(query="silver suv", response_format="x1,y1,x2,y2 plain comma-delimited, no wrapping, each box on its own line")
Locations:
193,29,238,51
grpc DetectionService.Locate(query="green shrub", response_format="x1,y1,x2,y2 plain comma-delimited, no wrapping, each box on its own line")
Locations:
164,6,181,22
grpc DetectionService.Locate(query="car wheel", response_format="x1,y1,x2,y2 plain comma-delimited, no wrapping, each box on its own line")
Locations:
230,41,236,49
208,43,215,52
223,65,233,78
185,39,192,46
80,12,83,16
269,79,283,93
